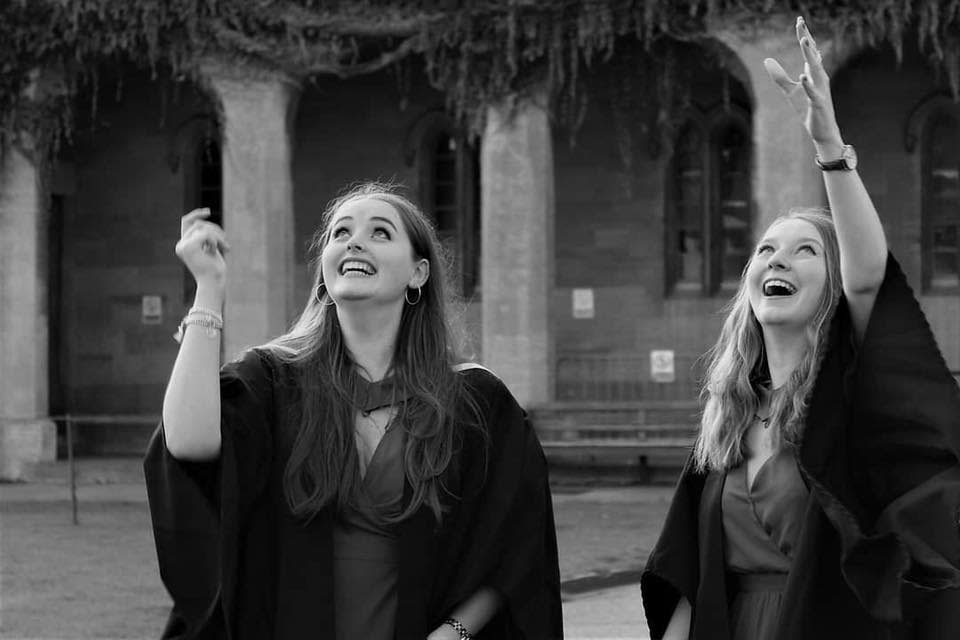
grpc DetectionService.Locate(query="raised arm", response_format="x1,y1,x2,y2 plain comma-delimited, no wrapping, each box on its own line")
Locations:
161,208,230,460
765,16,887,340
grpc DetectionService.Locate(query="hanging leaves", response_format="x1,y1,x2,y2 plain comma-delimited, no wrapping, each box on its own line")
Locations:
0,0,958,152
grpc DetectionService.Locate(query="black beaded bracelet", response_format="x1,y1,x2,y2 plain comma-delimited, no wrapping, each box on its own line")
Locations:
443,617,474,640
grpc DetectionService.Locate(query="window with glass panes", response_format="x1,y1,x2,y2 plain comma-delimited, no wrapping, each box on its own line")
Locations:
666,109,752,295
713,118,752,288
923,111,960,290
421,125,479,297
669,122,707,293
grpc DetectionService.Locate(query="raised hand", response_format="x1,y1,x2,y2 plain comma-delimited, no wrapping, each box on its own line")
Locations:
175,208,230,289
763,16,843,150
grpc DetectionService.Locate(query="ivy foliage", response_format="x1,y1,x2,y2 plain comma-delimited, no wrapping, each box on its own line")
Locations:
1,0,958,150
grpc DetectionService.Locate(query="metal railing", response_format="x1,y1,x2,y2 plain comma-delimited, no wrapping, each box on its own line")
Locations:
49,414,159,525
556,353,702,402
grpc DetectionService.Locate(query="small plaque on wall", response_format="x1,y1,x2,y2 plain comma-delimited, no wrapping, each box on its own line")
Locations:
142,295,163,325
650,349,675,383
572,288,595,319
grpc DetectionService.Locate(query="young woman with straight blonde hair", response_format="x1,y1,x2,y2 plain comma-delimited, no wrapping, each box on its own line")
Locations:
642,17,960,640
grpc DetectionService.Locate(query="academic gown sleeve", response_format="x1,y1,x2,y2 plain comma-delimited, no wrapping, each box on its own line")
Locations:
802,254,960,624
144,348,275,639
431,368,564,640
639,454,703,639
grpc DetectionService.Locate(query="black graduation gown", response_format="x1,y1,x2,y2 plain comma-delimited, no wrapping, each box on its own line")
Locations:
144,358,563,639
641,254,960,640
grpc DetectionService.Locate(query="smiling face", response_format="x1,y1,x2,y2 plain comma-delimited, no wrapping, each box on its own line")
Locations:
746,218,828,329
320,196,429,307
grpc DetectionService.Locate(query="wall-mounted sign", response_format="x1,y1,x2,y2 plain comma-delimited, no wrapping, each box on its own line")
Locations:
142,295,163,325
650,349,675,383
572,288,595,319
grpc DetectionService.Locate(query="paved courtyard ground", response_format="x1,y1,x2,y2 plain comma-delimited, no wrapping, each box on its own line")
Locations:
0,460,673,639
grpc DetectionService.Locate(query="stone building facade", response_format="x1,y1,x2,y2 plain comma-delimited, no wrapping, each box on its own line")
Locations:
2,13,959,477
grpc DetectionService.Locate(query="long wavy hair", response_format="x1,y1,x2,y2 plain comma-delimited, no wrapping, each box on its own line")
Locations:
693,209,842,472
262,182,482,522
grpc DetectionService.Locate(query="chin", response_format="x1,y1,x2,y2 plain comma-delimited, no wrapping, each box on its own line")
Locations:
756,309,816,329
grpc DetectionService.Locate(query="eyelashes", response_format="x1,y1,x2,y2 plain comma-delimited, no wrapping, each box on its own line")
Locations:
331,226,391,240
755,243,818,256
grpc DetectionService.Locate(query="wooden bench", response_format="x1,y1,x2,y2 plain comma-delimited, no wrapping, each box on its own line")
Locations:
527,402,698,481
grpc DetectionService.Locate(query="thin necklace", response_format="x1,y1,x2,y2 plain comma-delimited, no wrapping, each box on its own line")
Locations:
754,413,772,429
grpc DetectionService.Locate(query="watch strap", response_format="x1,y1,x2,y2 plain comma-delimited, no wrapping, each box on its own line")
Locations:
815,156,850,171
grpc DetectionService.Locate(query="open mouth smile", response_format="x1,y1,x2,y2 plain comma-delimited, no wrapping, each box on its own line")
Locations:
340,259,376,276
762,278,798,297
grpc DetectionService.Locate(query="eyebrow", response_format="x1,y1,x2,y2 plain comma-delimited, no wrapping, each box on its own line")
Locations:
758,236,824,247
332,215,399,232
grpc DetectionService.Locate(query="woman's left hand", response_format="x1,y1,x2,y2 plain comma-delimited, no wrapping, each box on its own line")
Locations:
764,16,843,149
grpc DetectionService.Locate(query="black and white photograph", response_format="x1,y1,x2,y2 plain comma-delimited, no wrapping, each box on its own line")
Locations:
1,2,959,639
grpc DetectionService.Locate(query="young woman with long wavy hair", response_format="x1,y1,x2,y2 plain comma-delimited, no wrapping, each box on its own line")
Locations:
641,17,960,640
145,183,562,639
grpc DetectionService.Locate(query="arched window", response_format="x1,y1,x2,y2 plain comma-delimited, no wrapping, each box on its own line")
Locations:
922,109,960,290
417,118,480,297
666,107,752,295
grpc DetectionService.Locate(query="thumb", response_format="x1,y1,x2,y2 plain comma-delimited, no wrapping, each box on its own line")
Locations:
763,58,799,96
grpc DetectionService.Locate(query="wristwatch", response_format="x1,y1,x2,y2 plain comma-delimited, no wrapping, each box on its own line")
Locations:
815,144,857,171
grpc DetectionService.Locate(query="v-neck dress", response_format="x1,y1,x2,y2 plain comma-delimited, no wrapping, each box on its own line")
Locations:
332,378,408,640
721,444,810,640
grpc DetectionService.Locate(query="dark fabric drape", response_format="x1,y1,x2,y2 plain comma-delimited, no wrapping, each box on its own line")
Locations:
642,254,960,639
145,355,563,639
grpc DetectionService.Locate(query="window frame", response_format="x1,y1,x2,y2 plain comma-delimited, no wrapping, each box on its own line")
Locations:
408,111,480,298
920,103,960,293
665,105,753,297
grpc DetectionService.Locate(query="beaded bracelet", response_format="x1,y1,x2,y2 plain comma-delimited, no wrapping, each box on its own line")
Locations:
443,618,474,640
173,307,223,344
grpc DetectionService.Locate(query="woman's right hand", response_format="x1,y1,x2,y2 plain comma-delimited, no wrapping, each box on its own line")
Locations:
175,208,230,289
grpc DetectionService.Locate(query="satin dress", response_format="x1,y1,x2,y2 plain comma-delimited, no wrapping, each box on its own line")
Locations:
332,378,410,640
721,444,810,640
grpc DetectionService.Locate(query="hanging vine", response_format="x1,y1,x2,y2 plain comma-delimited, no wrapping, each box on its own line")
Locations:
0,0,958,155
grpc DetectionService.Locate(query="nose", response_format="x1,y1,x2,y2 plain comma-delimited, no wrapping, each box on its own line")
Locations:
346,233,365,253
766,248,790,271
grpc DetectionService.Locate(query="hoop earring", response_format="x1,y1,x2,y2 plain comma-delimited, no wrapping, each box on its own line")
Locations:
404,286,422,305
315,283,336,306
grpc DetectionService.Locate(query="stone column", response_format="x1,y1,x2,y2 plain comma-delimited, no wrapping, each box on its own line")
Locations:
200,61,300,358
713,16,845,230
480,89,555,407
0,140,56,479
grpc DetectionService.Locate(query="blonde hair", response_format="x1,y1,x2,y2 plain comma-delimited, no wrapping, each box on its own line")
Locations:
693,209,842,472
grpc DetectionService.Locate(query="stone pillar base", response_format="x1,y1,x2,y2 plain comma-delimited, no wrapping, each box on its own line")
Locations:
0,418,56,481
